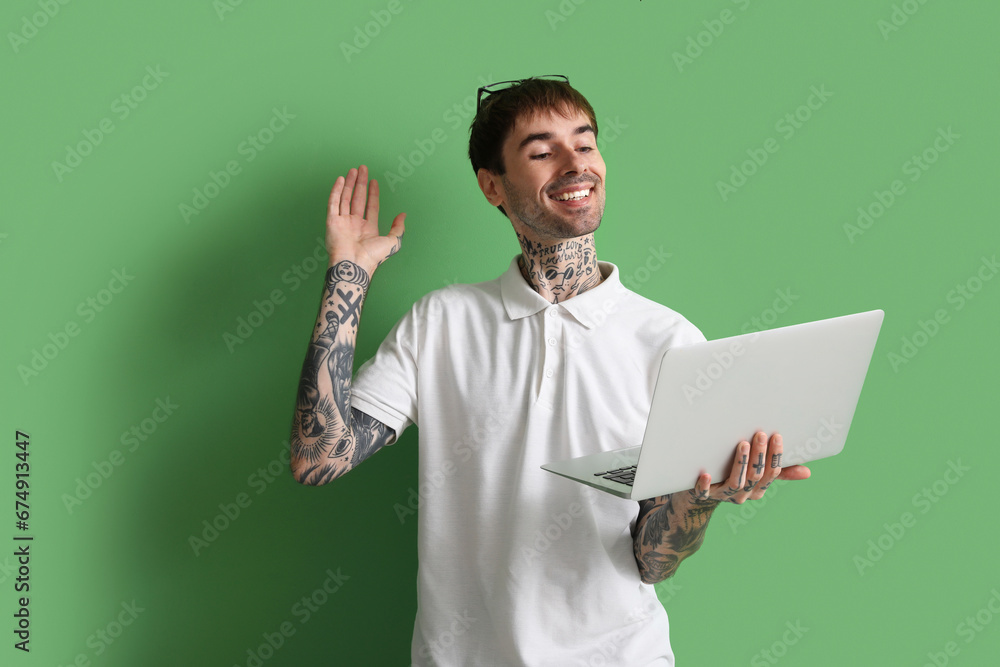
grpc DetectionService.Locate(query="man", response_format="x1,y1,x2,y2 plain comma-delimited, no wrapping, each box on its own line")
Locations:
288,76,810,665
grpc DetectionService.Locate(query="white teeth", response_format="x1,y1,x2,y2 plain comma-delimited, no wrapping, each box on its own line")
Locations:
552,188,591,201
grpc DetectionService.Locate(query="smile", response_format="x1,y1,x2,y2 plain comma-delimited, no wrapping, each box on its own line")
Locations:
548,187,592,205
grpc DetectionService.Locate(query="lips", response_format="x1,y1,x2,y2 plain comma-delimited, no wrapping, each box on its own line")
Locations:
549,187,593,206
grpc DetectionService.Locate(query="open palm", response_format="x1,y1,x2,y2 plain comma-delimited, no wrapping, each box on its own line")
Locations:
326,164,405,273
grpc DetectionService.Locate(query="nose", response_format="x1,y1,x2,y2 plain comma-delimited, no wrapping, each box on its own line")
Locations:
561,154,588,176
556,146,589,176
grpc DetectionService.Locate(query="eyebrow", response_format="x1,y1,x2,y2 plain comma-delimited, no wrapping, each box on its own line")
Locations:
517,124,595,151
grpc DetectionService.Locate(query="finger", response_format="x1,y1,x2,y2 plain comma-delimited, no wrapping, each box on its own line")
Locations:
365,177,380,225
722,440,750,500
340,168,358,216
328,176,345,220
742,431,768,494
749,432,782,500
778,465,811,481
387,213,406,253
350,165,369,218
692,472,712,501
390,211,406,236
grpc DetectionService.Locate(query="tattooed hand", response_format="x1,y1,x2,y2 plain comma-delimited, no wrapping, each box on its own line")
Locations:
632,432,811,582
326,164,406,274
693,431,811,505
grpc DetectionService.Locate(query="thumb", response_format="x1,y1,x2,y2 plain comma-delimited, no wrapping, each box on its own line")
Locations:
777,465,811,481
389,212,406,238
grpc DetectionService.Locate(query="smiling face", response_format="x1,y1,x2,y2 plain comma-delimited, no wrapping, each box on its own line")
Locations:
478,105,607,244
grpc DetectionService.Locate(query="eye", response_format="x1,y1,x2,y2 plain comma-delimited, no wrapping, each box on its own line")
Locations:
530,146,593,160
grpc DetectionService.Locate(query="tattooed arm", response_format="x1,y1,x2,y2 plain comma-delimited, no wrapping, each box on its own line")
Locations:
290,165,406,486
631,431,811,583
631,491,720,584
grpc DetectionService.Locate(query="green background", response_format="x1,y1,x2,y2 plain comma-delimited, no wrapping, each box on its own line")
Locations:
3,0,998,665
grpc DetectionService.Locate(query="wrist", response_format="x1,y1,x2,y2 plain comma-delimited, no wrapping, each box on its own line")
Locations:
328,255,374,272
325,258,373,292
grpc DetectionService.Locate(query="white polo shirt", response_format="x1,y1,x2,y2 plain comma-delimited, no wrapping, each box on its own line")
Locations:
351,254,706,666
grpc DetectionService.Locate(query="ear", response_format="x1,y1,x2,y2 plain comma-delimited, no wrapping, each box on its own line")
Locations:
477,168,504,208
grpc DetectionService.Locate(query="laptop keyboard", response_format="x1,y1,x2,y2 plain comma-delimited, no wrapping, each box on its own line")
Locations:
594,465,637,486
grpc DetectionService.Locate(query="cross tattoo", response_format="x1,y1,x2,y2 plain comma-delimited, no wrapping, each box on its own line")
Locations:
753,453,764,475
737,454,747,482
336,288,363,326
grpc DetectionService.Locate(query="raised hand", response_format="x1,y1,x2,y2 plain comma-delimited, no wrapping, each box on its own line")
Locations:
326,164,406,273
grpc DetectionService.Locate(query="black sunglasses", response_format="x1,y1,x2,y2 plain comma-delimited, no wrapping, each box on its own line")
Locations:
476,74,570,115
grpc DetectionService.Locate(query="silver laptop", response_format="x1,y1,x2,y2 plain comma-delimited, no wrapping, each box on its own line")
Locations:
541,309,885,500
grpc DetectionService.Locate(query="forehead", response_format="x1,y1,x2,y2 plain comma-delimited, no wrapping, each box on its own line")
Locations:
507,106,594,152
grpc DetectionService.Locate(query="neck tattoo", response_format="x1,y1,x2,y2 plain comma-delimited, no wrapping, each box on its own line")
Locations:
515,232,603,304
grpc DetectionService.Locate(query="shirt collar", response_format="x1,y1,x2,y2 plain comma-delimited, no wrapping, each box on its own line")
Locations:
499,254,625,329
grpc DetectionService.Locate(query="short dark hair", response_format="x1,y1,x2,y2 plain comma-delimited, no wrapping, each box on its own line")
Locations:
468,78,599,218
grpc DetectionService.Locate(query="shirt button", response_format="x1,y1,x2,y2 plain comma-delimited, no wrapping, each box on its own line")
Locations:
544,368,554,378
547,308,557,317
547,337,556,346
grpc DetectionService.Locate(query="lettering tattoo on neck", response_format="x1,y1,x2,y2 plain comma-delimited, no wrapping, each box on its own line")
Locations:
515,232,601,303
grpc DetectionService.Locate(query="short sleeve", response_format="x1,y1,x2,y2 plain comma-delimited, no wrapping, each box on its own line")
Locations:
676,319,707,346
350,301,420,445
653,311,708,354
